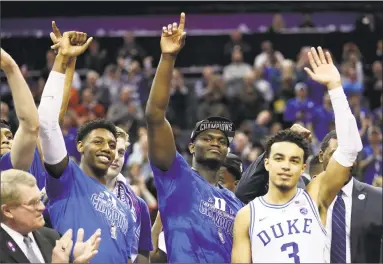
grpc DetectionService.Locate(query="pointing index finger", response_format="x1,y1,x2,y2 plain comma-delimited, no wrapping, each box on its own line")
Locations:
52,21,62,38
178,13,186,31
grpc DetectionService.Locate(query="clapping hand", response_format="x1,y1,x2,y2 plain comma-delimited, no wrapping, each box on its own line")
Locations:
304,47,342,90
160,13,187,56
73,228,102,264
52,229,74,264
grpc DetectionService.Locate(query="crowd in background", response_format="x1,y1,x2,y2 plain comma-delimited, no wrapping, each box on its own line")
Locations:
1,15,382,220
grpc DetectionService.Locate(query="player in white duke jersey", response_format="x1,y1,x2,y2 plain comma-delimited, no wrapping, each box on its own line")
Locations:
232,47,363,263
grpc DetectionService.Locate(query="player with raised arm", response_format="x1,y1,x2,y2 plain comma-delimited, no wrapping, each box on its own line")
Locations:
231,47,363,263
105,127,153,263
0,49,39,172
145,13,243,263
0,24,83,191
38,31,134,263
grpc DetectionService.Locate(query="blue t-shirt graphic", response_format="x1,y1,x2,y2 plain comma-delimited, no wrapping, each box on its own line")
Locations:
46,160,134,263
113,174,153,262
0,147,46,190
151,152,244,263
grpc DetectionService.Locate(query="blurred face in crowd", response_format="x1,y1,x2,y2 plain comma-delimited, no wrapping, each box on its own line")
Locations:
265,142,306,192
368,128,382,145
190,130,229,168
77,129,117,175
82,88,94,104
231,49,243,63
233,132,249,153
372,61,382,77
120,88,132,104
296,87,307,99
231,30,242,43
202,66,214,80
106,137,126,179
0,127,13,155
218,167,238,193
2,184,45,235
87,71,99,86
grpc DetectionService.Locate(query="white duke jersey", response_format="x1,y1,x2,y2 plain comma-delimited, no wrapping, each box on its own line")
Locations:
249,188,327,263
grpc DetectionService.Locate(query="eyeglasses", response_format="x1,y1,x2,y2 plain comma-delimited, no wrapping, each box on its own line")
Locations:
18,193,45,209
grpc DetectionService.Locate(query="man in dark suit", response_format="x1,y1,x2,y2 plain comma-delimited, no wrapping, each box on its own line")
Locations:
1,169,61,263
236,129,383,263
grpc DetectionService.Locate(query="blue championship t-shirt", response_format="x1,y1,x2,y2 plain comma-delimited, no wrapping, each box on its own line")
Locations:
151,152,244,263
113,174,153,262
46,160,134,263
0,148,46,190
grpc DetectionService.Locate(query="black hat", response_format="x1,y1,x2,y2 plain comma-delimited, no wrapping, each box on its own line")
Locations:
0,119,11,130
190,116,236,145
222,153,243,180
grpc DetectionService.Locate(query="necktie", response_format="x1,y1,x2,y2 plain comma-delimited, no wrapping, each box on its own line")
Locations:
331,190,347,263
23,236,42,263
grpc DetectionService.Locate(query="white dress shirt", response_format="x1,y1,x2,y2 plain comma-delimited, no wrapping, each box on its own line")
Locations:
325,179,353,263
158,231,167,254
1,223,45,263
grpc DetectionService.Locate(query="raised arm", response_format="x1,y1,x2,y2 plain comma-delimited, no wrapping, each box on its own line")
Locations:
38,31,92,178
145,13,186,171
0,49,39,171
304,47,362,214
231,205,252,263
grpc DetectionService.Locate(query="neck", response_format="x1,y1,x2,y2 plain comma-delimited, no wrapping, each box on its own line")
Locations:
264,183,298,205
192,160,219,186
105,175,118,191
79,161,106,185
2,221,30,236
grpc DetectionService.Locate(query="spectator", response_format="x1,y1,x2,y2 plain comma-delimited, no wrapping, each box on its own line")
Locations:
84,40,107,74
299,13,316,28
74,88,106,125
223,30,251,63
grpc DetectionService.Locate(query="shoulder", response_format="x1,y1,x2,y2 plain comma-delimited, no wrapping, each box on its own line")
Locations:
357,180,382,197
37,227,61,242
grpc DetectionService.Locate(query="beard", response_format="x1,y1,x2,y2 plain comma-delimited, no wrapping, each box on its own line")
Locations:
195,155,222,170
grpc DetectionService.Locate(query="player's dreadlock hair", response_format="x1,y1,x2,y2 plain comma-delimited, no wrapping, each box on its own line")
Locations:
264,129,311,163
76,119,117,143
320,130,337,153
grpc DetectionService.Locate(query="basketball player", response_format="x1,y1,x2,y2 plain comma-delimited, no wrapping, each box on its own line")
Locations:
232,47,363,263
145,13,244,262
0,48,39,174
105,126,153,263
37,31,134,263
0,25,83,191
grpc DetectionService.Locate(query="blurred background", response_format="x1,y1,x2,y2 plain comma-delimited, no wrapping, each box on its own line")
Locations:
1,1,382,217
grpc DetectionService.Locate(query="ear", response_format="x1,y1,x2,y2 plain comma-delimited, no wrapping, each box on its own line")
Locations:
77,141,84,153
1,204,14,220
301,164,307,175
264,158,270,172
234,180,239,187
188,142,195,155
318,150,324,163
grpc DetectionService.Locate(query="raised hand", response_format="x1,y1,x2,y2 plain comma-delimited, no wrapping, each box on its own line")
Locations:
304,47,341,90
290,123,312,142
52,229,74,264
73,228,101,264
50,24,93,58
0,49,17,72
160,13,186,56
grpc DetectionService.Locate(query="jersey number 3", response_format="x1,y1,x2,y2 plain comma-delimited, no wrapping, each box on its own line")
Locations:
281,242,300,264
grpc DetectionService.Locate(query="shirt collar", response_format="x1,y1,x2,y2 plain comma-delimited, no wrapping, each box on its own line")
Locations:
1,223,34,245
341,177,354,197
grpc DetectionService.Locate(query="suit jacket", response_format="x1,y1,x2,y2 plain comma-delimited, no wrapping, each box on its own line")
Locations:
235,152,307,204
0,226,60,263
350,179,383,263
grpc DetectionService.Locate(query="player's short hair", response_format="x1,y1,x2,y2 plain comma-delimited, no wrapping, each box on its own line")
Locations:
1,169,36,208
115,126,130,150
264,129,311,162
76,119,117,143
320,130,337,153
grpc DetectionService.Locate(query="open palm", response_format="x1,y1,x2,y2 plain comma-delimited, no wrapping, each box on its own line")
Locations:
73,228,101,264
160,13,187,55
304,47,341,90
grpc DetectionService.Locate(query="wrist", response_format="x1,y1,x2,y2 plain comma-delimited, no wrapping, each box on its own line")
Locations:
161,53,177,61
327,80,342,91
52,54,69,74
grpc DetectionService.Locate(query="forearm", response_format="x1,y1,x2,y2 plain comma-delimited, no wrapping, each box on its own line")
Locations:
145,54,175,121
38,54,68,165
3,63,39,131
329,87,363,166
59,57,77,125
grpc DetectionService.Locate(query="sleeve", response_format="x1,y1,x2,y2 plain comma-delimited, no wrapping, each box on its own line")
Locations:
45,159,76,201
0,152,13,171
235,152,269,204
125,208,135,259
138,198,154,251
150,152,192,200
